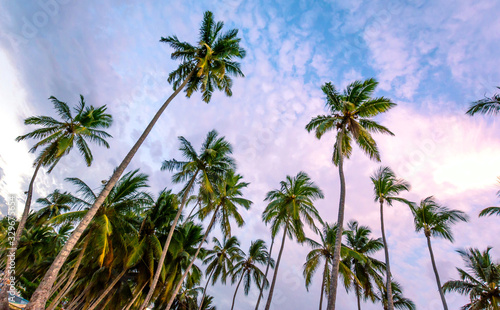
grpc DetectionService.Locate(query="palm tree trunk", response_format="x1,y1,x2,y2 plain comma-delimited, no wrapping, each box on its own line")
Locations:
47,238,89,310
319,259,328,310
264,222,288,310
87,269,127,310
355,285,361,310
379,200,394,310
231,271,246,310
26,71,195,310
426,235,448,310
0,160,42,310
327,132,346,310
255,237,274,310
47,269,70,301
140,168,200,310
198,267,216,310
124,281,149,310
164,204,220,310
125,282,148,310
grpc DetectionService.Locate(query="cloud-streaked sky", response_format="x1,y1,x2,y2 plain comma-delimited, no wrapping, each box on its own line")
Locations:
1,0,500,309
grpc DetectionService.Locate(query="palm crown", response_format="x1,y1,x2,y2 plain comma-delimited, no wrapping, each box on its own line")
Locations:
162,11,246,102
16,95,112,171
411,196,469,240
371,166,412,206
466,86,500,116
305,78,395,165
203,236,244,286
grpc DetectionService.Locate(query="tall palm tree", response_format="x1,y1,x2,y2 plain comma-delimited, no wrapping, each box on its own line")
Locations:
466,87,500,116
410,196,469,310
141,130,234,310
164,170,252,310
28,11,246,309
371,166,412,310
443,247,500,309
4,95,112,310
230,239,271,310
262,171,324,310
254,236,274,310
343,221,385,310
305,78,396,310
303,223,357,310
374,281,416,310
199,236,243,310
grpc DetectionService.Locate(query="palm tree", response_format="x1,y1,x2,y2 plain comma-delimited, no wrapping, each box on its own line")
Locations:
262,171,324,310
4,95,112,310
33,190,74,225
230,239,271,310
370,166,412,310
164,170,252,310
443,247,500,309
141,130,234,310
466,87,500,116
254,236,274,310
343,221,385,310
199,236,243,310
375,281,416,310
305,78,396,310
410,196,469,310
28,11,246,309
303,223,357,310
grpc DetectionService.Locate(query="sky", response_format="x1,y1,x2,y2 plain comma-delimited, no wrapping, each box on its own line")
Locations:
0,0,500,309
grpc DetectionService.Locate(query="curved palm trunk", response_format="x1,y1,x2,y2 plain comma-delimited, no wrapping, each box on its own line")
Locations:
26,71,194,310
355,285,361,310
46,238,89,310
255,237,274,310
319,259,328,310
124,281,149,310
327,133,346,310
231,271,246,310
264,223,288,310
164,204,220,310
0,161,42,310
198,267,216,310
87,269,127,310
140,169,200,310
379,200,394,310
426,235,448,310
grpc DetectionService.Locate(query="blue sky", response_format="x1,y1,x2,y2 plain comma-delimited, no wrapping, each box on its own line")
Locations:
1,0,500,309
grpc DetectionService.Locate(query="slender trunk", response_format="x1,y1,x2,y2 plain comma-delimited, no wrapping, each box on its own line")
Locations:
139,169,200,310
124,281,149,310
66,284,92,310
164,204,220,310
47,238,89,310
426,235,448,310
319,258,328,310
264,222,288,310
87,269,127,310
255,237,274,310
48,269,70,301
26,71,195,310
0,161,42,310
185,200,201,225
355,285,361,310
198,267,216,310
380,200,394,310
327,132,346,310
231,271,246,310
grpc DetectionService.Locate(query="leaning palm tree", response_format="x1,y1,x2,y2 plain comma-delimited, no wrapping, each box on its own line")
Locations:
262,171,324,310
371,166,412,310
3,95,112,310
303,223,358,310
230,239,272,310
443,247,500,309
466,87,500,116
198,236,243,310
27,11,246,309
141,130,234,310
375,281,416,310
164,170,252,310
410,196,469,310
343,221,385,310
305,78,395,310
